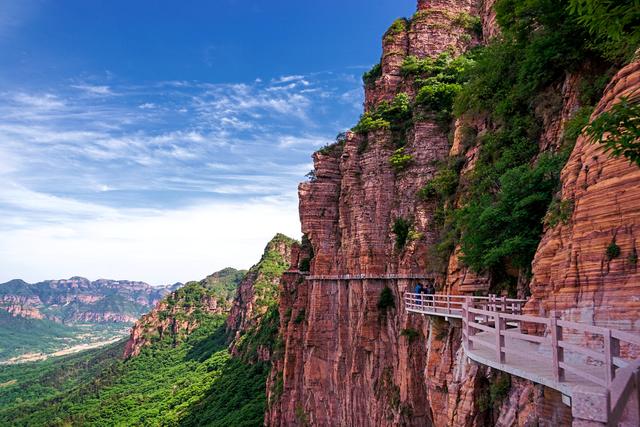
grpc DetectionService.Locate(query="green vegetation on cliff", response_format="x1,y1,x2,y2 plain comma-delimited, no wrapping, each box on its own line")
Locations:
0,318,268,426
352,0,638,295
232,234,296,363
250,233,296,311
430,0,637,293
200,267,248,303
0,248,292,427
585,98,640,166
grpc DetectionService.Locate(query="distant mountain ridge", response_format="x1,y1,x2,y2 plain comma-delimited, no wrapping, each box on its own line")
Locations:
0,276,180,323
0,271,243,362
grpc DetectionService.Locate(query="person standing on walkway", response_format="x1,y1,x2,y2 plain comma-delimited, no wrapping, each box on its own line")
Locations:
414,282,424,306
425,281,435,307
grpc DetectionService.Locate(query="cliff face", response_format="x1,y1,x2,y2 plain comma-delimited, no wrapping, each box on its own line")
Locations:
226,234,296,360
267,1,493,425
365,0,482,112
528,60,640,334
123,268,244,358
227,235,296,338
266,1,638,426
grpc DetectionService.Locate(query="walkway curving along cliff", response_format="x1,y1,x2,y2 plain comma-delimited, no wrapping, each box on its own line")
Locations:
405,293,640,426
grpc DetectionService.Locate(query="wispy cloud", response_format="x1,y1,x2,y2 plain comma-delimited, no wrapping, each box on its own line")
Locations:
0,69,362,283
12,93,65,109
71,84,114,96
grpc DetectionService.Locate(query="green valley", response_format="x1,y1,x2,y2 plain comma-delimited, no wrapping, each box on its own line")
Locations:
0,236,293,426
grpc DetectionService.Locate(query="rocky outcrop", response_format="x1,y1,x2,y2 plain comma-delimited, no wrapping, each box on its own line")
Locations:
123,267,245,358
364,0,482,111
267,1,493,425
226,234,296,359
527,59,640,336
123,292,224,359
227,235,296,338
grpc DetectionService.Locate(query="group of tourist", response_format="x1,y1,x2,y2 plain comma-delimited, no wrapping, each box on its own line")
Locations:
413,281,436,306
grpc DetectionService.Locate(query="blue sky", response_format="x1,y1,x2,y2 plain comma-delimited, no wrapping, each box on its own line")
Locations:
0,0,415,285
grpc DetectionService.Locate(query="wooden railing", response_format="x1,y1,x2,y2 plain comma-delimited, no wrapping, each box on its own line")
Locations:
461,299,640,389
458,297,640,424
307,274,436,281
405,293,525,319
403,293,640,423
608,360,640,426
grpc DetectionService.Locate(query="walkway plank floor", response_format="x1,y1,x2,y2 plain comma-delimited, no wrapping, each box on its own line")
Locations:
468,329,607,397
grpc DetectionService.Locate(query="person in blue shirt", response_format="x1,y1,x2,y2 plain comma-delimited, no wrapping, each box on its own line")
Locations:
414,282,424,305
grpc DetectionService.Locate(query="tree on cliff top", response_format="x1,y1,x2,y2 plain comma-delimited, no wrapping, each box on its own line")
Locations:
568,0,640,61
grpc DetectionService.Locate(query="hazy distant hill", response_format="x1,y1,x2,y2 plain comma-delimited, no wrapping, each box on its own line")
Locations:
0,277,178,324
0,270,243,362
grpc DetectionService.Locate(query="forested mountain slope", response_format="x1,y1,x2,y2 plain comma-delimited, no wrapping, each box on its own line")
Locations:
0,236,293,426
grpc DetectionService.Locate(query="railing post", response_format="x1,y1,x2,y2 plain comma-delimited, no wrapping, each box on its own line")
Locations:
446,295,451,315
495,313,505,363
550,315,564,382
604,329,619,386
500,296,506,312
465,296,474,351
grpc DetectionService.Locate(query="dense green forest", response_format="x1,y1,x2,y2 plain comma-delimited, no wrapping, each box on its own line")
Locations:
0,250,285,426
0,313,268,426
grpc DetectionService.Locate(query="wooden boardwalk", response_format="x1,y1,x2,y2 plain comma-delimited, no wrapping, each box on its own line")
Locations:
306,274,436,281
404,293,640,426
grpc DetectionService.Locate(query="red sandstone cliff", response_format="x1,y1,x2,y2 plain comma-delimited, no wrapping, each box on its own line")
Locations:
267,1,506,425
265,1,639,426
527,60,640,335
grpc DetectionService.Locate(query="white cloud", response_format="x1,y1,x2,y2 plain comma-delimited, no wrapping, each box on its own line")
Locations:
0,197,301,285
272,75,305,84
12,93,65,110
277,134,329,149
71,84,114,96
0,70,362,283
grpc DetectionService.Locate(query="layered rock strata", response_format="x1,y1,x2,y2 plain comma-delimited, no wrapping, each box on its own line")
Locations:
266,1,640,426
527,59,640,341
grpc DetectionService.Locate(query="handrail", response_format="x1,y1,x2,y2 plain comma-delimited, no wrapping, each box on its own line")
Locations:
404,293,525,319
404,293,640,424
608,360,640,426
463,296,640,423
464,300,640,388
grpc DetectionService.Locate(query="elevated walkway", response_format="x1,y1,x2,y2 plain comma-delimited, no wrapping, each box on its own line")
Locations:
307,274,435,281
404,293,640,426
